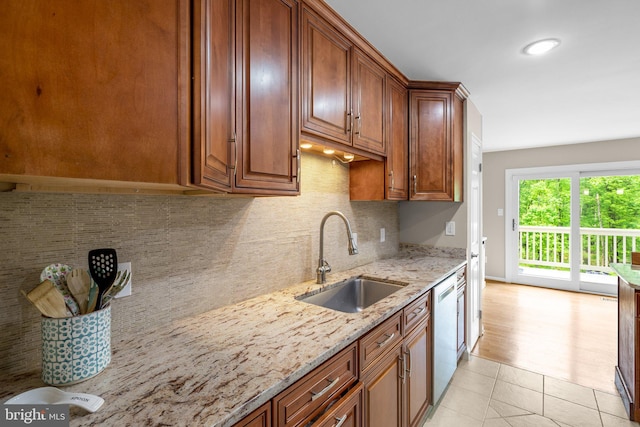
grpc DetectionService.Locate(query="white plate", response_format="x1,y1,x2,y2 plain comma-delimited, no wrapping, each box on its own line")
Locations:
4,387,104,413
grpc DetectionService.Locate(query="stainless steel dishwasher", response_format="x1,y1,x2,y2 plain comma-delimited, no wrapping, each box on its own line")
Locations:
433,273,458,404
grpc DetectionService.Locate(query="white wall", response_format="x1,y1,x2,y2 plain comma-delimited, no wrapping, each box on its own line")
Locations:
483,137,640,280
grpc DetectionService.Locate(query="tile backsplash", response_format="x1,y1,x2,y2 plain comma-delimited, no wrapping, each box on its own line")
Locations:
0,153,399,375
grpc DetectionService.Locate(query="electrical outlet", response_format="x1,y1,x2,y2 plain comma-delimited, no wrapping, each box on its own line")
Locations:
115,262,132,298
380,228,386,242
445,221,455,236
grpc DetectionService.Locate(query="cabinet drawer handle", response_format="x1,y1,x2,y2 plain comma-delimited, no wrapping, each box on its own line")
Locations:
333,414,347,427
377,332,395,348
355,115,361,135
311,376,340,401
388,170,395,191
405,347,412,378
413,306,426,316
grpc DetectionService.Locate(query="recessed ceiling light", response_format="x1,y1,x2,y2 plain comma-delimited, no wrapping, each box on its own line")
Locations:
522,38,561,56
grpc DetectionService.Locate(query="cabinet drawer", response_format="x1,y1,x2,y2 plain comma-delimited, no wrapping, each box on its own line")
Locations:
403,291,431,334
311,383,362,427
274,342,358,427
360,312,402,374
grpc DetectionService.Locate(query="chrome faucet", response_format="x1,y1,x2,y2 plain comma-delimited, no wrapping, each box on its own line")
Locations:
317,211,359,284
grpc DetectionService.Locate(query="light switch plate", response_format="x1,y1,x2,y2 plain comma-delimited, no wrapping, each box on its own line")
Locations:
115,262,132,298
445,221,455,236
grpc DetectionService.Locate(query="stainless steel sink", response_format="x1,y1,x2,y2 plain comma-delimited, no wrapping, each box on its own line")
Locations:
296,277,406,313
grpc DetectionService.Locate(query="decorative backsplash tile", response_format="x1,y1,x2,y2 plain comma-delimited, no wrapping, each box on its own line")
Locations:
0,153,399,375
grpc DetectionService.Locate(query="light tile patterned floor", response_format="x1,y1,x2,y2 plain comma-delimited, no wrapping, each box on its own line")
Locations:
422,356,640,427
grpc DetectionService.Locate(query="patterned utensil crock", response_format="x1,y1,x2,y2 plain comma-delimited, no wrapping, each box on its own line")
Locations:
41,306,111,385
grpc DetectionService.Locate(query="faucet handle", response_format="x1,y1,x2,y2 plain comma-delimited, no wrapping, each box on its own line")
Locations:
349,238,358,255
316,259,332,284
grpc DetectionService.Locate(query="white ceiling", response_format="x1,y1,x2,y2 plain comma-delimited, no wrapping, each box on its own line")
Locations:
324,0,640,152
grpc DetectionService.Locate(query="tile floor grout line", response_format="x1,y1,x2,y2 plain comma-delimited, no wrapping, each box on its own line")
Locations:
542,374,546,421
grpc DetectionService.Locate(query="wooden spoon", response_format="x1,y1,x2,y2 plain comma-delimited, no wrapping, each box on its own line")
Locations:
67,269,91,314
22,280,68,318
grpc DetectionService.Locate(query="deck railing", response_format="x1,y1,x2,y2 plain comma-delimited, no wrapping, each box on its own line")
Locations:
519,226,640,274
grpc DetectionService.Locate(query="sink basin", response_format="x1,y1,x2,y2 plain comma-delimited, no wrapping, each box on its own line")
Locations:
296,277,406,313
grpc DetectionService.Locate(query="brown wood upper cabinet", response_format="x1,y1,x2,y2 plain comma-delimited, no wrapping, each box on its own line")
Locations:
301,5,386,156
349,76,408,201
0,0,190,189
192,0,300,195
409,82,468,202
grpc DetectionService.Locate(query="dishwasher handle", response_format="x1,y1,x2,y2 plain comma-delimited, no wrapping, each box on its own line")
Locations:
437,283,456,303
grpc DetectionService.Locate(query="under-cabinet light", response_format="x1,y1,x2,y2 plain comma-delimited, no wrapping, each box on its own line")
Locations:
300,142,313,149
323,148,335,155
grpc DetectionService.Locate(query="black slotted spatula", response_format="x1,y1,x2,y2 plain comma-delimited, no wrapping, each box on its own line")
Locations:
88,249,117,310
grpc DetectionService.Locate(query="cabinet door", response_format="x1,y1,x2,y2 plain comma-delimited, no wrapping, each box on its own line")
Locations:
0,0,187,185
386,77,408,199
352,49,385,155
404,318,432,427
232,402,271,427
362,345,403,427
409,90,453,201
301,6,352,145
192,0,234,191
234,0,300,194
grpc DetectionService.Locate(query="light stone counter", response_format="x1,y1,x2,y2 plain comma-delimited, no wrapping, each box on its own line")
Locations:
0,247,465,426
611,263,640,289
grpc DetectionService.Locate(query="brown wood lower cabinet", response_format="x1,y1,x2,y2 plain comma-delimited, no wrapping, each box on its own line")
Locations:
234,402,272,427
360,291,433,427
362,344,404,427
616,273,640,421
404,317,431,427
233,289,438,427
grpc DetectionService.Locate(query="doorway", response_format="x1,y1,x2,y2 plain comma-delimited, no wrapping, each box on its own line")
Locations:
506,162,640,295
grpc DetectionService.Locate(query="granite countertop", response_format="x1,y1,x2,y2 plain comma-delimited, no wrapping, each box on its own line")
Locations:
611,263,640,288
0,248,465,427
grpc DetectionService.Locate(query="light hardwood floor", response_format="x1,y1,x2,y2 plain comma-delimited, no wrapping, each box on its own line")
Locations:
471,280,618,394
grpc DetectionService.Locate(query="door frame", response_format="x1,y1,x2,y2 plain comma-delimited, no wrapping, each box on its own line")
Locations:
505,160,640,295
466,133,482,352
